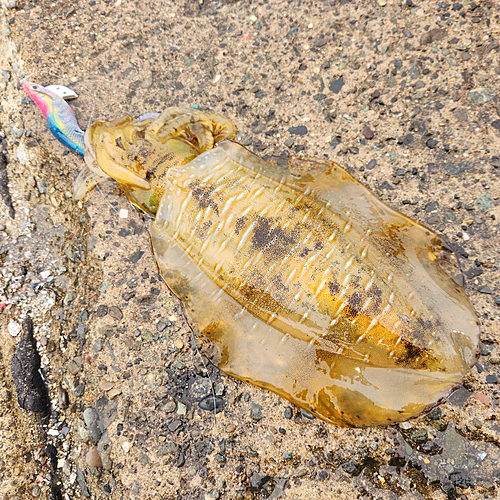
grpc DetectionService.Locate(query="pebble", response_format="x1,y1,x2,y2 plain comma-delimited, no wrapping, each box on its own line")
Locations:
469,88,496,105
366,159,377,170
168,419,182,432
83,408,101,443
38,179,47,194
288,125,308,136
329,77,344,94
225,423,237,433
99,380,115,391
157,441,177,456
163,401,177,413
420,28,447,45
399,421,413,430
0,389,10,402
8,320,21,337
251,402,263,421
129,250,144,263
2,69,11,84
85,446,102,468
475,193,492,212
205,489,220,500
109,306,123,320
138,452,150,466
300,409,315,419
250,473,269,489
156,320,168,332
119,208,128,218
97,432,112,470
174,339,184,350
177,402,187,415
93,338,104,352
199,395,224,413
67,357,83,375
76,466,90,497
362,126,374,140
108,387,122,399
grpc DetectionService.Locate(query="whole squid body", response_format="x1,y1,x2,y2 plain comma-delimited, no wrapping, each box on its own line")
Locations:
23,81,480,427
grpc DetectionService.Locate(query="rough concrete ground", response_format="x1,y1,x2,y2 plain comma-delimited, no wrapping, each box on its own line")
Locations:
1,0,499,499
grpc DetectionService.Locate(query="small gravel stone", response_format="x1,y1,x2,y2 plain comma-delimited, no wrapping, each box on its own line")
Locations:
129,250,144,263
250,473,270,489
366,159,377,170
470,88,496,105
37,179,47,194
420,28,447,45
314,37,328,48
475,193,492,212
76,466,90,497
67,357,83,375
251,401,263,421
168,419,182,432
288,125,308,136
83,408,101,443
156,320,168,332
284,407,293,419
410,427,428,444
427,408,442,420
93,338,104,352
199,395,225,413
163,401,176,413
109,306,123,320
362,126,374,140
138,452,150,466
300,409,315,419
329,77,344,94
86,446,102,468
7,320,21,337
486,374,498,384
157,442,178,456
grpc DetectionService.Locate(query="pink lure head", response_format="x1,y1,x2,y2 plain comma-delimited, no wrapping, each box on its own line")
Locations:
20,80,59,119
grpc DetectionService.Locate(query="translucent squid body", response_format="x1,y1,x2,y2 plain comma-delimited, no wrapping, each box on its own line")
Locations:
24,83,480,427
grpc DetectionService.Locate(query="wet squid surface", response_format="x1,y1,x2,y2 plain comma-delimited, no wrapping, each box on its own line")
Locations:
82,108,480,427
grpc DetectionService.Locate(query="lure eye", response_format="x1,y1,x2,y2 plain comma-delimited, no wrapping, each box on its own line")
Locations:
32,85,38,90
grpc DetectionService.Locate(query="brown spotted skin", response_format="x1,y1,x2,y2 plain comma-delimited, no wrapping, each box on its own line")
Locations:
86,109,480,427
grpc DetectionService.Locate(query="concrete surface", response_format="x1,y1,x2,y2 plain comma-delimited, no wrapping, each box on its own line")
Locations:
1,0,499,499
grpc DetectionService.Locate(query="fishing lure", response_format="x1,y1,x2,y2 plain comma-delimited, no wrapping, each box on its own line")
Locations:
21,80,86,157
24,85,480,427
21,80,110,199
